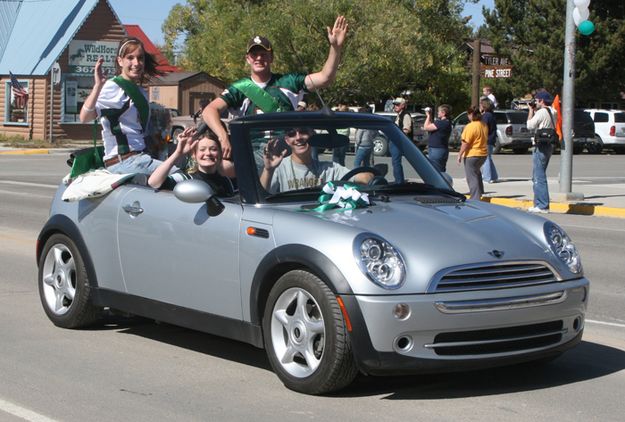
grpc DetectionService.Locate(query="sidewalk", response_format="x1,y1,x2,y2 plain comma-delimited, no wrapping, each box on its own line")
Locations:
453,177,625,219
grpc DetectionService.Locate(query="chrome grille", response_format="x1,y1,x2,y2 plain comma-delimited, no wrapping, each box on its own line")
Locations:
431,262,559,293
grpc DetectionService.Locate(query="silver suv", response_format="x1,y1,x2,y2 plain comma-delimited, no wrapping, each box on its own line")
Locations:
451,110,532,154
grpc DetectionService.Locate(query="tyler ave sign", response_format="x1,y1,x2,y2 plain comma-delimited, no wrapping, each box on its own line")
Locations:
481,55,512,78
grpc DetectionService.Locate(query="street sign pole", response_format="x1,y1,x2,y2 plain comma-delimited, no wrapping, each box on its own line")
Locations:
555,0,584,202
471,39,481,107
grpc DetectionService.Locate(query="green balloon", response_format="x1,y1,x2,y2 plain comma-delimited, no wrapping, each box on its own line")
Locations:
578,20,595,36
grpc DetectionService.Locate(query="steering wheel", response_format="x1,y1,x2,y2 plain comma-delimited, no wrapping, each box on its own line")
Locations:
340,166,387,187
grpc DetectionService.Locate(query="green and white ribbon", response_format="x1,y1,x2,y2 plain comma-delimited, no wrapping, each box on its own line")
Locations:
309,182,370,212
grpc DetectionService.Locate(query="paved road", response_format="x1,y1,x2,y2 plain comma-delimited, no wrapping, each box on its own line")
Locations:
1,154,624,421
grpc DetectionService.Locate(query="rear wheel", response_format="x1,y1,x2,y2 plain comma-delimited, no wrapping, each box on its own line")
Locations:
263,270,358,395
572,144,584,154
512,147,528,154
586,139,603,154
38,234,100,328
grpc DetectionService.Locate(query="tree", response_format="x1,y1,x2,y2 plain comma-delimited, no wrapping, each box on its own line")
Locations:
483,0,625,105
162,0,475,111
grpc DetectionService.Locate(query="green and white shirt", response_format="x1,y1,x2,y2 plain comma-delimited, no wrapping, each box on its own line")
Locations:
220,73,308,117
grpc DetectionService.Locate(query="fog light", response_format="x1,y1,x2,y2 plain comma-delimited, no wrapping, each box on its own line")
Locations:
393,303,411,320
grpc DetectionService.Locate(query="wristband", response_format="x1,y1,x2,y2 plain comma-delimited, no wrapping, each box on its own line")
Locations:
82,104,95,112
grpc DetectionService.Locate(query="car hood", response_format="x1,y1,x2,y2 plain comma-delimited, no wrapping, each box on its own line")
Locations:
271,196,554,293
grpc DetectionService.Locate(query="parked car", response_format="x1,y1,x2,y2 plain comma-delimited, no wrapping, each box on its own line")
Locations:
570,109,601,154
584,109,625,154
38,111,588,395
371,112,429,156
451,110,532,154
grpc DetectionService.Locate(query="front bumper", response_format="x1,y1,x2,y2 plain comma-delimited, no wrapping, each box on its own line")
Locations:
341,278,588,375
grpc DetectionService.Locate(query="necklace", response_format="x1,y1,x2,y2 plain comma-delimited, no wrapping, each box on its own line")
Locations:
289,157,319,190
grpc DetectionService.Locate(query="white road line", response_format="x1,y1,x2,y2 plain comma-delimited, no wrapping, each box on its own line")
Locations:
586,319,625,329
0,398,59,422
0,189,53,200
0,180,58,189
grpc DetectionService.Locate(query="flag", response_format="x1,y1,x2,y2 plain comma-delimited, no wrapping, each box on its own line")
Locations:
9,71,28,109
553,94,563,141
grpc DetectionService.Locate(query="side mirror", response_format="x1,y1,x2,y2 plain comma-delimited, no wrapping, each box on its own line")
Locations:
174,179,224,216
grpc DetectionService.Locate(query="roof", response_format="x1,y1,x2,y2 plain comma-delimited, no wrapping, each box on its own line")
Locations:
0,0,105,75
151,71,206,85
124,24,178,73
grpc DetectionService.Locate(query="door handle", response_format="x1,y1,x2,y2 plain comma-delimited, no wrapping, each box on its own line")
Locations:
122,201,144,216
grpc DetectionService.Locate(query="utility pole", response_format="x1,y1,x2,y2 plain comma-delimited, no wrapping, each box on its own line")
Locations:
555,0,584,201
471,38,481,107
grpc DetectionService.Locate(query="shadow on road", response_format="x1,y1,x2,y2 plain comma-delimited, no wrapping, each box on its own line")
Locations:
340,340,625,399
93,315,625,398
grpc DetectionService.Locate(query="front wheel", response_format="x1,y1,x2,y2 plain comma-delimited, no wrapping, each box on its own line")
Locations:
372,136,389,156
263,270,358,395
38,234,100,328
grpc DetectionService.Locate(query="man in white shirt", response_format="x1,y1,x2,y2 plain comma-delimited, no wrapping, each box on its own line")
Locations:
483,86,498,109
526,90,557,213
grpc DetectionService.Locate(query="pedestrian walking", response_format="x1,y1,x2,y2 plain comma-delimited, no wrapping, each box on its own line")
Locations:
480,97,499,183
423,104,452,172
526,90,557,213
391,97,412,183
353,107,376,168
458,106,488,200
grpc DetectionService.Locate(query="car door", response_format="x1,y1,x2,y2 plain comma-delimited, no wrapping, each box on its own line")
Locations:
116,186,243,319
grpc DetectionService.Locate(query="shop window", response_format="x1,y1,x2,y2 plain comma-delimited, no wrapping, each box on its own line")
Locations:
61,75,94,123
4,79,29,124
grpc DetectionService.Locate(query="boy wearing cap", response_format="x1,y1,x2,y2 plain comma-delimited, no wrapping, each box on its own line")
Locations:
203,16,349,161
527,90,557,213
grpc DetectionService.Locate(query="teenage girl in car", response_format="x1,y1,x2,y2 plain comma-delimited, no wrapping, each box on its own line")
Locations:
79,37,166,175
148,127,236,196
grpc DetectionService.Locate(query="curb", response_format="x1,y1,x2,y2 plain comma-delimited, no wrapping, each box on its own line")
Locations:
481,196,625,219
0,149,50,155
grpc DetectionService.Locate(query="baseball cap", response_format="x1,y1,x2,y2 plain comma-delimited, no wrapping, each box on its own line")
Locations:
535,91,554,105
246,36,272,53
392,97,406,105
297,101,307,108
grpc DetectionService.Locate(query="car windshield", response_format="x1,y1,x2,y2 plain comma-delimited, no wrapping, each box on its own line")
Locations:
241,117,454,203
507,111,528,124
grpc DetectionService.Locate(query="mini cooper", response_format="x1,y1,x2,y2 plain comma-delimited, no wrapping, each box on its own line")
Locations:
37,111,589,394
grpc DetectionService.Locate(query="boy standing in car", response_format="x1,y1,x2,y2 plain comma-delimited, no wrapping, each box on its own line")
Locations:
202,16,349,161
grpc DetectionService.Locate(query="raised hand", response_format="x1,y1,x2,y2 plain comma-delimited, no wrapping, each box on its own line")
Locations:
327,15,348,48
94,57,107,87
175,127,198,155
263,138,288,170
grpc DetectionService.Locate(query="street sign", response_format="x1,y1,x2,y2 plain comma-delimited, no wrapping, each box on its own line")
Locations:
482,66,512,78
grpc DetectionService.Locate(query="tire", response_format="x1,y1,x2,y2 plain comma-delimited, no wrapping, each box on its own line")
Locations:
586,140,603,154
171,126,184,139
373,136,389,157
262,270,358,395
512,147,528,154
572,144,584,155
38,234,100,328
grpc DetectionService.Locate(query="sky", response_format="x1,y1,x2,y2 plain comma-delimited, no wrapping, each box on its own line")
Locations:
108,0,495,47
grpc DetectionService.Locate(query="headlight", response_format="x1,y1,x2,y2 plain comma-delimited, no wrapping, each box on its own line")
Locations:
544,222,583,274
354,234,406,289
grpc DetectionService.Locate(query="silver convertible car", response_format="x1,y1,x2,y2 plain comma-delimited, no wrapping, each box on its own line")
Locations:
37,111,589,395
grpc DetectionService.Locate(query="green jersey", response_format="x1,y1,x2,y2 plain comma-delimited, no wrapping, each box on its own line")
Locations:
220,73,308,116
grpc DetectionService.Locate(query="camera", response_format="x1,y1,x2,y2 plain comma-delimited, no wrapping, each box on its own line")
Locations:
529,99,537,108
424,107,432,114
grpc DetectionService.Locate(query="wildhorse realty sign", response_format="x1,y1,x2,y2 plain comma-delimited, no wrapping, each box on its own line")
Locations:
67,40,117,74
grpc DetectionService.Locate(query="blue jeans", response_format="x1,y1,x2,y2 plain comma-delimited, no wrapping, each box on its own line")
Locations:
428,147,449,173
107,153,166,175
481,144,499,182
354,146,373,168
532,144,553,209
389,142,404,183
332,146,347,166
